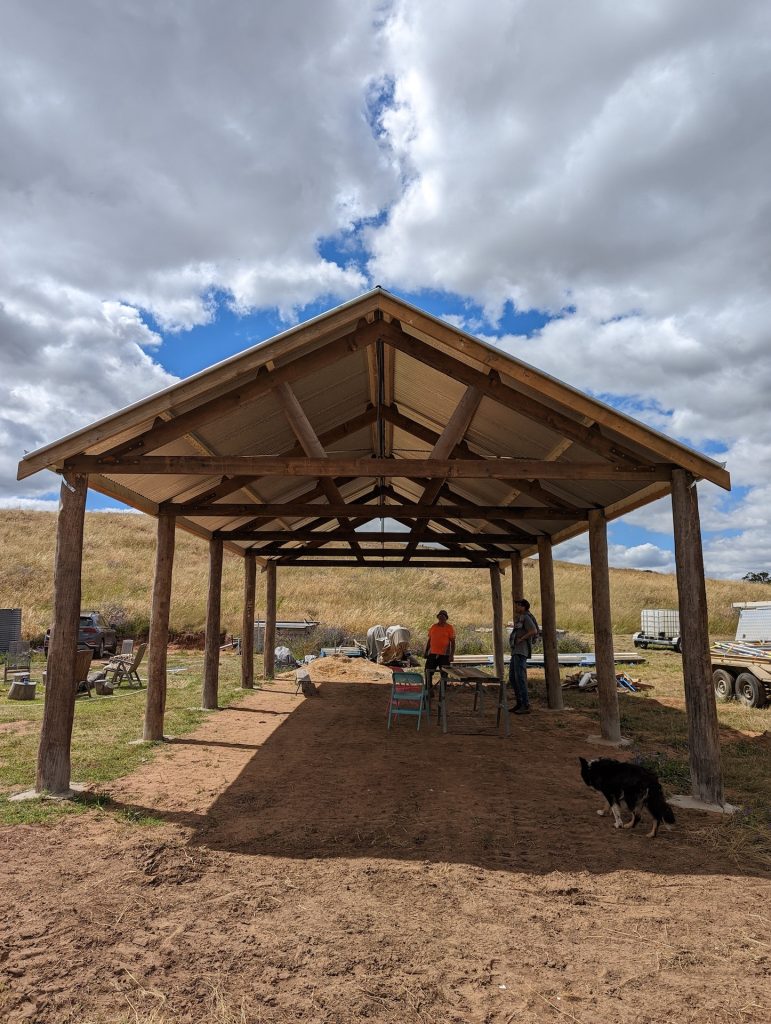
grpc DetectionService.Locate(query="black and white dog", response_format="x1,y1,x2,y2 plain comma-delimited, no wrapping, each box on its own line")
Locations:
579,757,675,838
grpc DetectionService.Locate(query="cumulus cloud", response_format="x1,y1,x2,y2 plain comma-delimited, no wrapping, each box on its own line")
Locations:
0,1,394,327
2,1,769,577
364,0,771,577
553,534,676,575
0,289,177,498
0,0,398,493
371,1,771,318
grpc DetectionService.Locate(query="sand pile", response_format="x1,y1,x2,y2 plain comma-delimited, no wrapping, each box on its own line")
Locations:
307,655,392,684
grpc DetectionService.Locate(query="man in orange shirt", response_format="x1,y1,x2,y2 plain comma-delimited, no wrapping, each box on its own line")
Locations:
424,610,456,691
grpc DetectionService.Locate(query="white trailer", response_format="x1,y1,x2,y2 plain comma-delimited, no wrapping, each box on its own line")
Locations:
710,602,771,708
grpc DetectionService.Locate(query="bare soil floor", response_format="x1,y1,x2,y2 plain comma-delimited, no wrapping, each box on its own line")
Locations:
1,664,769,1023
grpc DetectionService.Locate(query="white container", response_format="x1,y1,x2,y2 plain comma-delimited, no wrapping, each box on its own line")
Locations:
640,609,680,638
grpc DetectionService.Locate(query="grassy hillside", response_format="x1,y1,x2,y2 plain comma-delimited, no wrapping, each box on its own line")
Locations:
1,510,767,643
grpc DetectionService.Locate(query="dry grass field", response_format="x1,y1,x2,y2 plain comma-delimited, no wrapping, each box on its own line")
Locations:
1,510,768,643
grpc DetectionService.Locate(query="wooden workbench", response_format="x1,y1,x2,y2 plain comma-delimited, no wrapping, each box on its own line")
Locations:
438,665,510,736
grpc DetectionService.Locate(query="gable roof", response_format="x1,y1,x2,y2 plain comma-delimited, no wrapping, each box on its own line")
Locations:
18,288,729,564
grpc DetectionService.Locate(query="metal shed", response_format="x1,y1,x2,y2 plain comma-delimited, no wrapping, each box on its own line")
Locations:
253,619,319,653
17,288,728,805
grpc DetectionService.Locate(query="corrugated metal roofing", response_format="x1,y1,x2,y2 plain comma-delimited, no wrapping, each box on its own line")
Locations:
17,288,730,563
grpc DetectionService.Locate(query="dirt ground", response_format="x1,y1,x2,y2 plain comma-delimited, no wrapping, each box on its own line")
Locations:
1,667,769,1024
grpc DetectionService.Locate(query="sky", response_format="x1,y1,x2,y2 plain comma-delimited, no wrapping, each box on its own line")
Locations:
1,0,770,579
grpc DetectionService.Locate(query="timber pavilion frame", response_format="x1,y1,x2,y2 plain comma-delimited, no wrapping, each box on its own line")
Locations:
18,289,730,806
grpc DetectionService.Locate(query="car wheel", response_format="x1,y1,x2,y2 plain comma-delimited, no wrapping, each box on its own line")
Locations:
734,671,766,709
712,668,735,702
672,639,682,653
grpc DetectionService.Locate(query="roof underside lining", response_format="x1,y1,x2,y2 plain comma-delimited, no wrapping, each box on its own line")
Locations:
17,290,729,564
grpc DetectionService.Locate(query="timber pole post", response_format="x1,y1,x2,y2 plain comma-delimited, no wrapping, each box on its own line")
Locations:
537,536,563,710
143,515,176,741
36,472,88,795
490,564,505,684
263,561,277,681
671,470,724,804
202,537,223,709
588,510,622,743
510,552,524,620
242,552,257,688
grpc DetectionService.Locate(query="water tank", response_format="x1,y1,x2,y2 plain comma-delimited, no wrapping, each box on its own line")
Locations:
0,609,22,652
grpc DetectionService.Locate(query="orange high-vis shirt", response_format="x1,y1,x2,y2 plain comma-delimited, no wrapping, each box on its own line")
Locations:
428,622,455,655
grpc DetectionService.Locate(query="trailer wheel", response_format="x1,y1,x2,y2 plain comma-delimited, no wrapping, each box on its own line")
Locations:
734,671,767,709
712,669,735,702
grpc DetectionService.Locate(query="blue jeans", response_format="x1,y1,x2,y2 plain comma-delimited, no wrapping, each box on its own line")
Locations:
509,653,529,708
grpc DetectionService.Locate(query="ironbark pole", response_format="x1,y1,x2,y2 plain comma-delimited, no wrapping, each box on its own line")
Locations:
36,472,88,794
242,552,256,688
671,469,724,803
510,552,524,620
202,537,223,709
588,510,622,743
490,565,505,684
263,561,277,680
537,536,563,709
143,515,176,740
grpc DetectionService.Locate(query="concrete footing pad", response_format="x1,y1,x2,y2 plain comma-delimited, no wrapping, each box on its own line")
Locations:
586,734,633,748
10,782,89,802
670,794,741,815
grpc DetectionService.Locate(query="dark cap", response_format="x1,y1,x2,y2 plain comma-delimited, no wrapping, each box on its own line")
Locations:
437,610,449,619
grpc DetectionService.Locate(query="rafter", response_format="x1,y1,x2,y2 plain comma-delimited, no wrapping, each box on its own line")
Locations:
66,454,671,481
275,381,367,564
380,403,581,512
179,502,586,520
96,320,382,461
381,321,647,466
389,516,508,563
273,559,493,568
161,500,584,519
268,547,489,559
216,528,522,543
162,406,379,510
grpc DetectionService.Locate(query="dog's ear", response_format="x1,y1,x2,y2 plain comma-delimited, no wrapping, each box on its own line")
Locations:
579,757,588,769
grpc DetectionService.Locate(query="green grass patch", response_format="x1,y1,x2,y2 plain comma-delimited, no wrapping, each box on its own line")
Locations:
0,650,256,826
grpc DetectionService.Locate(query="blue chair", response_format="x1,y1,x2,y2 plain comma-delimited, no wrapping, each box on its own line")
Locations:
387,671,428,730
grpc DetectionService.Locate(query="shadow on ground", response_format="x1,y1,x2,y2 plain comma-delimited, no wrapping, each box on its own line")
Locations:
100,677,771,878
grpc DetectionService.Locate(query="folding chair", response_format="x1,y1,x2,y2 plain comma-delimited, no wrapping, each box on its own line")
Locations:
387,671,428,730
42,647,94,697
104,642,147,688
74,647,95,697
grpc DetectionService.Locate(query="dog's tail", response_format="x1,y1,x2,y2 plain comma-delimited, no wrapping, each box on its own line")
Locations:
648,780,676,824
